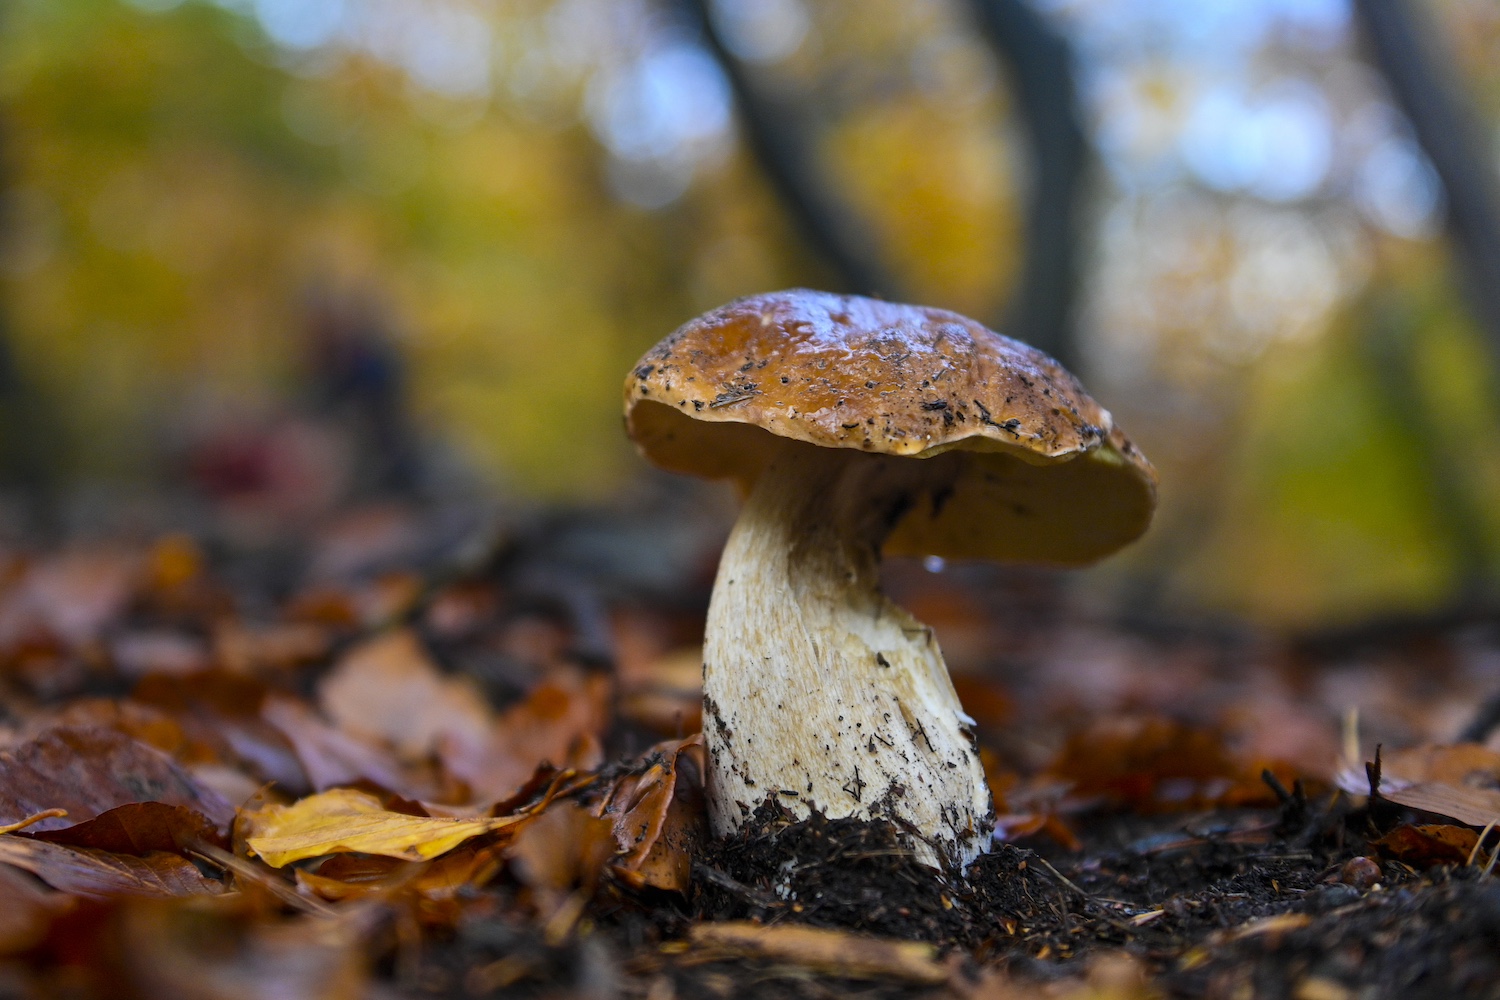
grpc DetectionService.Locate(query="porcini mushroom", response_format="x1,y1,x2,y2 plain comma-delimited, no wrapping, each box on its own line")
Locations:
624,290,1156,870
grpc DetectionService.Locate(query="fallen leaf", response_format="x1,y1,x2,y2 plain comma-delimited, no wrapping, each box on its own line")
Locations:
450,667,611,802
0,837,225,898
296,844,504,911
1045,717,1276,811
116,898,368,1000
135,672,310,793
32,802,225,855
0,865,69,954
509,801,615,900
1337,744,1500,826
1373,824,1480,868
687,921,949,985
0,549,141,650
262,695,452,802
243,788,528,868
604,735,705,892
0,727,235,834
617,646,702,735
318,628,493,763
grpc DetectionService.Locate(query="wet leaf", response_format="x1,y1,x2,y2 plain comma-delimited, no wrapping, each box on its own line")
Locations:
0,837,225,898
242,788,529,868
0,726,235,833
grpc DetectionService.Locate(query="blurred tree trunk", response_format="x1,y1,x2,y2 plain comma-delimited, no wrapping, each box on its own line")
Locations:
681,0,1089,369
0,116,60,535
967,0,1089,370
1355,0,1500,373
679,0,900,300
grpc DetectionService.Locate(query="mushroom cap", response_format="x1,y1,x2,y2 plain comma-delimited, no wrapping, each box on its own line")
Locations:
625,289,1157,565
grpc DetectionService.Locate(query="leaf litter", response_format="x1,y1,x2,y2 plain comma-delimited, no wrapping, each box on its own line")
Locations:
2,515,1500,997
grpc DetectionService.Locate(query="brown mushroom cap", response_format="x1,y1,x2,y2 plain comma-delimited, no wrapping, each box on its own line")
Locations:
625,289,1157,565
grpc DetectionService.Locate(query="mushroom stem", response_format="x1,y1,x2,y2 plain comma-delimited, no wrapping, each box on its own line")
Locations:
702,441,994,870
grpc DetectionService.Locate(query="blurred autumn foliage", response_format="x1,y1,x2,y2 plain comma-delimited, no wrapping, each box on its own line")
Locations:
5,0,1500,628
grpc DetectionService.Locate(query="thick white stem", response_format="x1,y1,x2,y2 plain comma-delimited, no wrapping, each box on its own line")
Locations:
702,443,994,870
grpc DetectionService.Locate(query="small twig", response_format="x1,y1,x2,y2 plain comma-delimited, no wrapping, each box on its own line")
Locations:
1030,855,1086,899
691,861,781,909
189,842,338,918
1261,769,1292,804
0,808,68,835
1365,745,1385,804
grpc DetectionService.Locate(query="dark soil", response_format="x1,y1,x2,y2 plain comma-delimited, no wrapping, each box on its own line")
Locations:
529,788,1500,1000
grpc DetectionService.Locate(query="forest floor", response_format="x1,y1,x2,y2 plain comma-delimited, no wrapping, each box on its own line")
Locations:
1,492,1499,999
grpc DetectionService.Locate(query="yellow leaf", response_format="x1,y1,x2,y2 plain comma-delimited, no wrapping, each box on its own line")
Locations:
244,789,525,868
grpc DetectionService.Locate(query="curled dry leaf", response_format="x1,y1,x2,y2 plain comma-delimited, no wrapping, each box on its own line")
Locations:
242,788,530,868
1337,744,1500,827
0,726,235,834
686,921,950,985
603,735,705,892
0,837,225,898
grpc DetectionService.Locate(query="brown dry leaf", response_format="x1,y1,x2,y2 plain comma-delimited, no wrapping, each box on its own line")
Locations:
454,667,612,802
116,898,368,1000
0,865,69,954
242,787,529,868
0,836,225,898
318,628,493,763
295,845,503,903
604,735,705,892
1373,824,1480,867
0,549,141,650
1343,744,1500,826
41,697,191,759
0,726,235,833
32,802,224,855
687,921,950,985
262,695,452,802
964,952,1156,1000
1046,716,1276,812
509,801,616,899
134,672,310,793
212,621,330,675
617,646,703,735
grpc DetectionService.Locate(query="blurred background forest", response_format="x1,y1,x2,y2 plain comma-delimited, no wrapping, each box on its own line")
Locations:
3,0,1500,629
